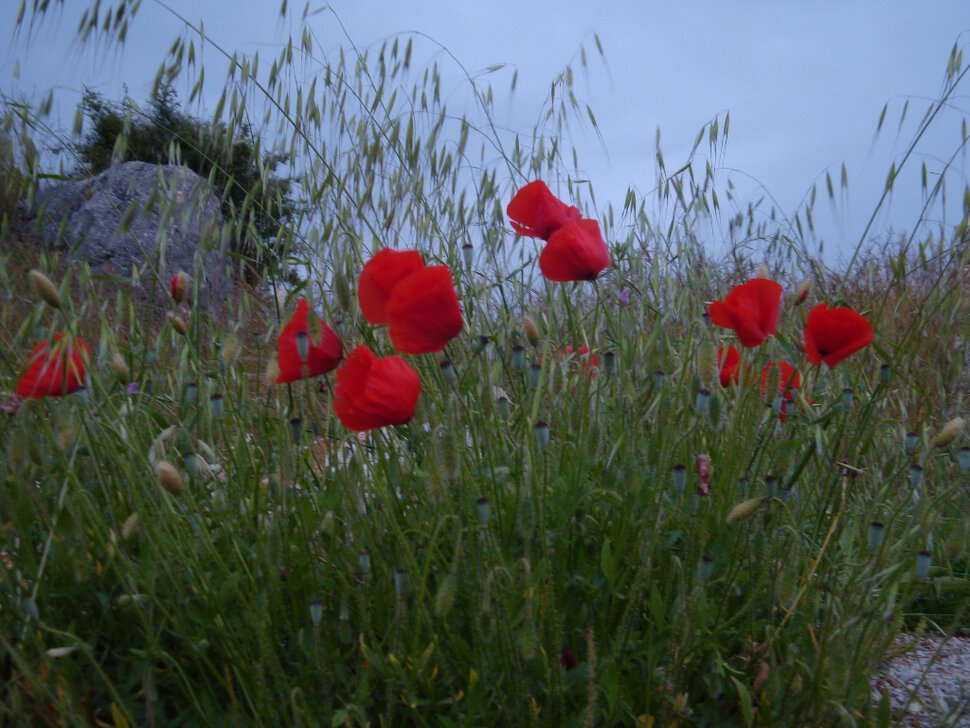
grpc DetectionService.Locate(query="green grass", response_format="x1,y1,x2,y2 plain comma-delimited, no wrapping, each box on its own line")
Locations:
2,3,970,725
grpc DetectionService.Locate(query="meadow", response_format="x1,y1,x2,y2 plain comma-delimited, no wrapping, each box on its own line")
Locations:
2,3,970,725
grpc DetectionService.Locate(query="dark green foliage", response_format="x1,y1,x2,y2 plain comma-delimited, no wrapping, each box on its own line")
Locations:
74,85,295,278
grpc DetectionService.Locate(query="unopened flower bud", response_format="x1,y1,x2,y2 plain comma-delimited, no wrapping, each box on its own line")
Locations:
523,316,540,347
727,497,764,524
755,264,770,279
111,353,130,380
30,270,61,308
167,312,188,336
170,272,189,304
155,460,184,496
794,279,811,305
930,417,964,448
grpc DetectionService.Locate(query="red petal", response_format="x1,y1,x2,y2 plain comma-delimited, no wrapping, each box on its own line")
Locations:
387,266,463,354
804,304,873,367
358,249,426,324
507,181,582,240
539,220,611,283
708,279,782,348
717,346,741,387
17,334,89,398
333,345,420,431
276,299,342,384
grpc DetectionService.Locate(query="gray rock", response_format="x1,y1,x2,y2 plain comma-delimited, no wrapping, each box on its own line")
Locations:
29,161,232,308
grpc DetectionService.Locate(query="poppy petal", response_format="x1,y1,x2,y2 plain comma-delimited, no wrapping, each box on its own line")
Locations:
333,345,421,431
358,249,426,324
708,279,783,348
804,304,873,367
717,346,741,387
386,266,463,354
16,334,90,399
507,181,582,240
276,299,342,384
539,220,612,283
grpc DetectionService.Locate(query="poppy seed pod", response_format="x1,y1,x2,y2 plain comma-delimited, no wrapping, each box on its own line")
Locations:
439,359,457,384
534,420,550,449
30,270,62,308
904,430,919,455
155,460,183,496
462,243,474,272
868,521,886,551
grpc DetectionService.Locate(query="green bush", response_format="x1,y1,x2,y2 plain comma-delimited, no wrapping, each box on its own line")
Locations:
74,84,295,278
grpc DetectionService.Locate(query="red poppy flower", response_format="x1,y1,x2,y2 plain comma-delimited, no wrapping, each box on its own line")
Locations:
358,249,426,325
276,298,342,384
708,279,783,348
507,180,582,240
539,219,612,283
333,345,421,431
804,304,873,367
386,265,463,354
17,333,90,399
717,346,741,387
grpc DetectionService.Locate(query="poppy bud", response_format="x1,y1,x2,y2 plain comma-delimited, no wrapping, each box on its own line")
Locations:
930,417,964,448
29,270,61,308
794,279,811,305
121,512,139,540
155,460,184,496
755,263,770,279
727,497,763,524
523,316,540,347
167,312,188,336
111,353,129,380
170,272,189,304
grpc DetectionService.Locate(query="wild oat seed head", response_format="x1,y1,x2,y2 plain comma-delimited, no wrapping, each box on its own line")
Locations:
523,315,540,347
167,312,188,336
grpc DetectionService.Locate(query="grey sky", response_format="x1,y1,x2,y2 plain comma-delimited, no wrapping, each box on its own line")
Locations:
3,1,969,265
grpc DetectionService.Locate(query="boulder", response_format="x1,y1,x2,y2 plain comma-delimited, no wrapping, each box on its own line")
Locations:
30,161,232,307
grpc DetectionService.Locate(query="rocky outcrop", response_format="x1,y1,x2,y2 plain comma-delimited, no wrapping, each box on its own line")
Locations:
29,161,231,306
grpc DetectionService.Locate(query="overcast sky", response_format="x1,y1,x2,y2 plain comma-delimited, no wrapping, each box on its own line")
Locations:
3,1,969,265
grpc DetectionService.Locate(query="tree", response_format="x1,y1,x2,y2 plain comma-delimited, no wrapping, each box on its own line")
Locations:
74,85,295,278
